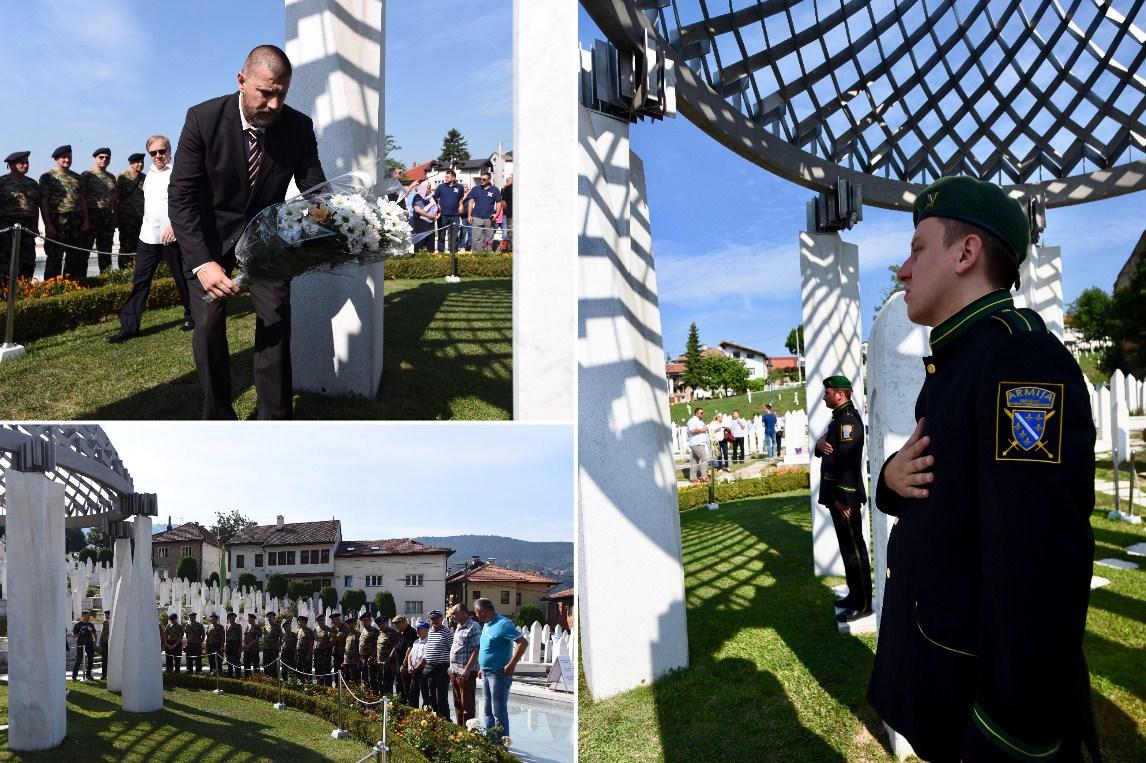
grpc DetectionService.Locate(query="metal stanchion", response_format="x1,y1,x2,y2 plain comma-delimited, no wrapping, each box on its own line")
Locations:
445,221,461,283
375,696,390,763
1,223,26,362
274,660,286,709
212,651,224,694
331,673,350,738
707,457,719,510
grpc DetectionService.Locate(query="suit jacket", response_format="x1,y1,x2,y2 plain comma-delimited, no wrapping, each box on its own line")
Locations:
169,92,325,275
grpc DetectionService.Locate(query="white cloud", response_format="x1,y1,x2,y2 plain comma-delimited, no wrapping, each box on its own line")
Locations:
466,57,512,117
38,0,148,89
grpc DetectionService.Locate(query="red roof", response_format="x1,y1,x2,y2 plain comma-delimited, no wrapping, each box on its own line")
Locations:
665,362,686,375
542,588,574,601
336,538,453,558
446,562,560,586
770,356,799,369
403,160,434,182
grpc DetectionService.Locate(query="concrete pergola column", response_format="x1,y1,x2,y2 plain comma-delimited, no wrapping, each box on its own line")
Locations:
1014,243,1064,341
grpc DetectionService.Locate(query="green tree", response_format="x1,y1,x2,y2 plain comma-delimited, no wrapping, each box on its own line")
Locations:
384,134,405,174
77,547,97,565
85,527,110,551
373,591,397,619
874,265,904,318
65,527,87,553
288,580,313,602
682,322,703,389
207,572,221,588
320,586,339,611
1104,266,1146,377
266,573,288,600
515,603,545,629
696,354,751,393
236,572,259,591
785,325,804,355
175,556,199,582
96,547,113,565
438,128,470,163
209,509,257,547
1066,287,1112,342
342,589,368,617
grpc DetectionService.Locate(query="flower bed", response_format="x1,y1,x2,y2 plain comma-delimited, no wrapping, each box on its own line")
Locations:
384,253,512,280
677,465,810,511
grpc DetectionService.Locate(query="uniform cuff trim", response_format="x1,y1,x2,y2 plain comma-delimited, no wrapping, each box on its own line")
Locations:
972,702,1060,760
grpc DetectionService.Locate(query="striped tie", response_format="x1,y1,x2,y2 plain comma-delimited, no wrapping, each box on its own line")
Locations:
246,128,262,185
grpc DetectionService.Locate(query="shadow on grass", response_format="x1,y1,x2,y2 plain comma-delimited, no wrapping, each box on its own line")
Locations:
648,495,888,762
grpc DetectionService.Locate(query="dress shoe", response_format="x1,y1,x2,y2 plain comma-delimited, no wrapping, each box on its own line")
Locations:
180,319,195,331
106,332,135,344
836,606,873,623
834,596,857,608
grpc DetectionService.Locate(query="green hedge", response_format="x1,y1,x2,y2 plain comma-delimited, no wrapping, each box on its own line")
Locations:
12,278,184,342
163,672,428,763
678,468,810,512
384,254,512,280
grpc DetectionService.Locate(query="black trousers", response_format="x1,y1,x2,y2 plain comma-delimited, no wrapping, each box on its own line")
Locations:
715,439,729,469
243,648,260,676
409,666,426,706
186,643,203,674
828,501,872,608
118,215,141,269
165,648,182,673
437,216,460,254
187,272,293,420
296,651,312,682
100,642,108,678
732,437,745,463
263,648,279,679
74,642,94,678
280,652,295,680
117,241,192,335
45,213,86,281
0,217,37,282
424,662,451,720
208,647,222,674
315,650,332,686
225,645,241,677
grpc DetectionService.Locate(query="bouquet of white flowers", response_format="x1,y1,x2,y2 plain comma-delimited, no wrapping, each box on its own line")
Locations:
229,171,412,288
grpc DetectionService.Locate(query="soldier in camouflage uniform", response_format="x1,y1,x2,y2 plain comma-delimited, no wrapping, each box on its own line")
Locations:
279,616,298,682
163,613,185,673
358,612,380,692
224,611,242,678
343,616,361,683
295,615,315,684
376,615,400,696
206,613,224,674
184,611,206,674
313,613,333,686
80,148,117,273
330,612,347,679
0,151,40,283
115,152,145,270
39,145,89,281
242,613,262,677
262,612,282,680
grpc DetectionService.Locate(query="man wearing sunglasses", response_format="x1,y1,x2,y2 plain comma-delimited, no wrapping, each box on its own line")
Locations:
107,135,193,344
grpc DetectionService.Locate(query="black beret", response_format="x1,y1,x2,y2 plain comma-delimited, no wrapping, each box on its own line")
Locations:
168,613,178,620
265,612,276,618
297,615,308,622
4,151,29,164
189,612,198,617
330,612,342,619
913,176,1030,265
51,145,72,159
81,609,91,615
208,613,219,620
128,152,145,163
226,612,236,619
92,147,111,157
248,613,257,620
823,375,852,389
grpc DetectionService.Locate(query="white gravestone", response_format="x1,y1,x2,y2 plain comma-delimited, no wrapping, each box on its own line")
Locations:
107,536,133,693
121,516,163,712
800,228,867,577
1097,385,1111,445
1111,371,1131,460
577,99,689,701
781,411,810,465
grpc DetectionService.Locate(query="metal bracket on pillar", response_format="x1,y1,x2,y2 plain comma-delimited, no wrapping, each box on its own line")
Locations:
12,437,55,473
1027,193,1046,245
581,30,677,123
121,492,158,517
808,179,864,233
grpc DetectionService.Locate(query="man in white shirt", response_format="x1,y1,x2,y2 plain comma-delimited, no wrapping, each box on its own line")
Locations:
729,410,748,463
686,408,709,484
107,134,193,343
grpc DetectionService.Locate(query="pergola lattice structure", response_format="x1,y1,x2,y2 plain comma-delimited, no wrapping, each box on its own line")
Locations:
0,425,134,528
584,0,1146,209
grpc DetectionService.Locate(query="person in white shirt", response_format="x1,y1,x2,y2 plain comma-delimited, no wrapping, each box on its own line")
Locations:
708,412,730,471
729,410,748,463
406,620,431,708
686,408,709,484
107,134,193,343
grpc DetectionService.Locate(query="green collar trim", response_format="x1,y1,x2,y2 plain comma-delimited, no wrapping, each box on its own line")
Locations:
930,290,1013,353
972,703,1060,760
832,400,857,418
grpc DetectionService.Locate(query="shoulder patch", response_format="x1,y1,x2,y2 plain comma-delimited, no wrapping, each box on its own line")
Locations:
996,382,1063,463
840,423,855,442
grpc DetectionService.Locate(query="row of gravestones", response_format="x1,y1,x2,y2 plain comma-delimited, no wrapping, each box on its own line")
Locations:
669,411,812,467
1090,368,1145,464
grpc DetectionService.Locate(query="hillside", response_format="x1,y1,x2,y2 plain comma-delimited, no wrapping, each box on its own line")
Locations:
416,534,573,586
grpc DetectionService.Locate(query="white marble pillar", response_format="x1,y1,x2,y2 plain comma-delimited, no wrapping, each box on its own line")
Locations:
122,516,162,712
286,0,388,398
1014,244,1064,340
1097,385,1111,445
7,471,67,751
107,536,133,693
1111,371,1130,459
800,230,867,576
577,101,688,700
512,0,576,420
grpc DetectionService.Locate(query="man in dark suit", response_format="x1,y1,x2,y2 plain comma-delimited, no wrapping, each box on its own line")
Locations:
169,44,325,419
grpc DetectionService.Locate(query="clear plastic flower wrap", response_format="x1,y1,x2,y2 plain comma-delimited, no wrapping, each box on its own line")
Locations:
230,171,412,288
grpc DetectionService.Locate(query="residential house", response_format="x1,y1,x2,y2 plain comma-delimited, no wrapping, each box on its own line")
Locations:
227,517,341,592
152,522,222,581
445,560,561,620
768,355,803,378
336,538,453,620
717,340,769,380
542,587,574,630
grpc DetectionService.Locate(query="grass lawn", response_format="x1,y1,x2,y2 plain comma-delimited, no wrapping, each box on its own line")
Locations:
578,490,1146,762
0,277,510,420
668,387,807,427
0,681,372,762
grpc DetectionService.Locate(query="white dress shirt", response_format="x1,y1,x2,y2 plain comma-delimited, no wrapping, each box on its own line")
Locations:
138,162,173,246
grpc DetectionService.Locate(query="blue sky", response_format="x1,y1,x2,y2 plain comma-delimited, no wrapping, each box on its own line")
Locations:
100,423,572,544
579,7,1146,361
0,0,511,181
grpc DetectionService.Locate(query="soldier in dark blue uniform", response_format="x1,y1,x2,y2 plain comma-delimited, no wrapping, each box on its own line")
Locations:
814,375,872,622
868,175,1098,762
72,610,97,681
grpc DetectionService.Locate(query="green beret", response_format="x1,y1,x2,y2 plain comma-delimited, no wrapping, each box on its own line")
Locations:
913,176,1030,264
824,375,852,389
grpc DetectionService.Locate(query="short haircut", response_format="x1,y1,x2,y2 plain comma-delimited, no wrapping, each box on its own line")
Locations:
243,44,292,78
474,597,495,614
446,169,456,177
145,134,170,151
939,217,1018,290
452,603,470,614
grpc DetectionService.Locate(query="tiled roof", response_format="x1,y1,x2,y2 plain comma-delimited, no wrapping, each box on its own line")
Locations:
336,538,453,558
542,588,574,600
665,362,686,374
403,160,435,182
229,520,340,547
152,522,220,547
770,356,799,369
719,340,768,357
446,562,560,586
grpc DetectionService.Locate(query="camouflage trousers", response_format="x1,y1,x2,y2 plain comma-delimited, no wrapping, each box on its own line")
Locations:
0,216,38,283
86,209,116,273
44,213,88,282
117,213,141,270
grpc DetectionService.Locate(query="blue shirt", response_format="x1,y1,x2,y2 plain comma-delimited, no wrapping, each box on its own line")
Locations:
433,181,466,217
763,412,777,434
464,184,502,219
478,614,521,671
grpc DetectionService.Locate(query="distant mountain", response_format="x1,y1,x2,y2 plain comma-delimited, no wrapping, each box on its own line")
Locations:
416,535,573,587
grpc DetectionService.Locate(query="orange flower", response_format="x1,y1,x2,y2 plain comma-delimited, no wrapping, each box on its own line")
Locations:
310,204,330,223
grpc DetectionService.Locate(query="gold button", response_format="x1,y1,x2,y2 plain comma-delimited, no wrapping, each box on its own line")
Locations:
926,363,936,374
886,567,891,579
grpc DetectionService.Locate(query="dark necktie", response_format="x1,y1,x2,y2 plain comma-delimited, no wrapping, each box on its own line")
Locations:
247,128,262,185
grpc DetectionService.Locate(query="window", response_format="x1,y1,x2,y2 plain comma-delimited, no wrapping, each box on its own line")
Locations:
301,550,310,564
267,552,276,566
323,578,331,588
236,554,245,569
472,590,481,601
287,551,295,565
157,547,169,559
516,592,521,605
365,575,383,588
255,554,263,568
321,549,330,564
344,576,353,587
500,591,510,605
311,578,323,592
405,574,424,587
181,545,193,558
404,601,423,615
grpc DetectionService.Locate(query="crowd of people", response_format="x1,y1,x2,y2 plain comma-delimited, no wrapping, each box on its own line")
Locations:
389,167,512,255
684,402,783,483
75,597,529,739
